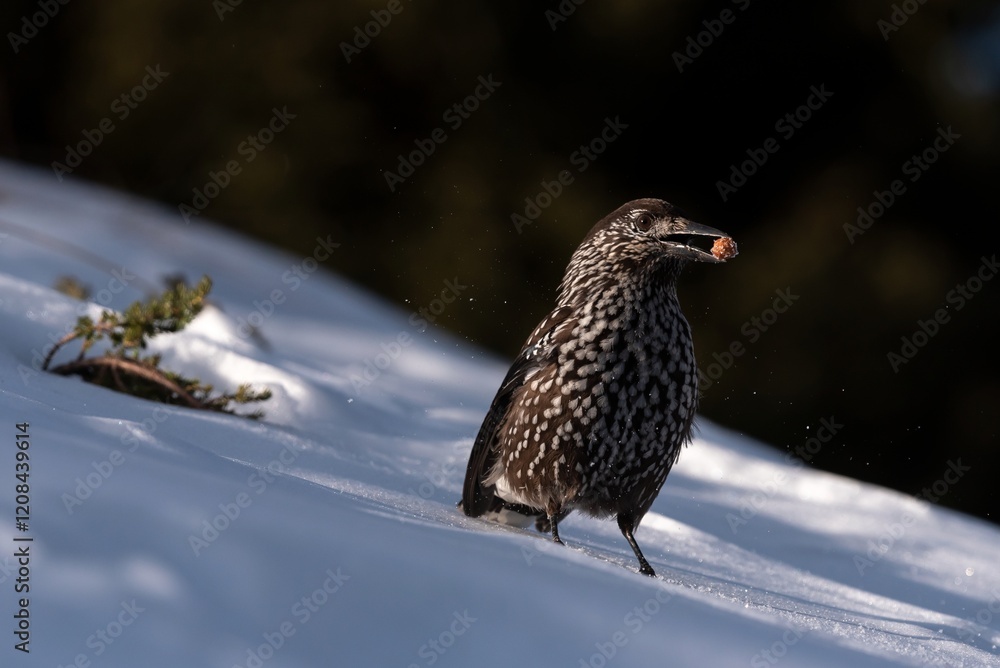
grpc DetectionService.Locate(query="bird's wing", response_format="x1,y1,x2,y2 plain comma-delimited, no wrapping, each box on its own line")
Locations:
461,307,572,517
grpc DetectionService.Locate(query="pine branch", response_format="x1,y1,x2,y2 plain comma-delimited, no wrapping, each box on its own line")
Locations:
42,275,271,419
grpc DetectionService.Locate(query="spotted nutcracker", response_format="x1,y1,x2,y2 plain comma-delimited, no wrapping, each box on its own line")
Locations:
461,198,737,576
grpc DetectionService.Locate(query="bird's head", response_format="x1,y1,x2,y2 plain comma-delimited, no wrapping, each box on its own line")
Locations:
559,198,737,302
587,198,735,264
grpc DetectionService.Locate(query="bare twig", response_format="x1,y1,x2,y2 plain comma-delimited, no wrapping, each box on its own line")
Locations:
41,320,128,371
41,330,81,371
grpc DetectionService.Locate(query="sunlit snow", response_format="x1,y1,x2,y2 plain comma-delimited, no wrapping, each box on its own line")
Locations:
0,161,998,667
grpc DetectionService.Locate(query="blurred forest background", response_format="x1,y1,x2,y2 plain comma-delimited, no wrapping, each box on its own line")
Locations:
1,1,997,523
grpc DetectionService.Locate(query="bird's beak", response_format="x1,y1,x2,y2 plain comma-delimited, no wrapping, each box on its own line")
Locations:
659,218,736,263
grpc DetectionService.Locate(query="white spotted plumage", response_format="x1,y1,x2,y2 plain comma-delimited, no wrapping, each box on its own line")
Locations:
462,198,734,577
483,209,698,517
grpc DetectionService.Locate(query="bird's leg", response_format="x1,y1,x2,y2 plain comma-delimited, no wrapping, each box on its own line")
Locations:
618,514,655,576
550,517,564,544
547,503,564,545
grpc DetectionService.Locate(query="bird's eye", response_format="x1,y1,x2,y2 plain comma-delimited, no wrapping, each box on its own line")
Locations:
635,212,655,232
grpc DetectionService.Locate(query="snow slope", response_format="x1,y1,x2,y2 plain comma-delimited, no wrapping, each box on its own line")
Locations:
0,160,998,668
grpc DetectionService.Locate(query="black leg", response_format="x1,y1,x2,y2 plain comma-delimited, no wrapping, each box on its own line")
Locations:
549,512,564,544
618,514,655,576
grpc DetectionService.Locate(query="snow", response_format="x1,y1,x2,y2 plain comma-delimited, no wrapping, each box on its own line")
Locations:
0,159,998,668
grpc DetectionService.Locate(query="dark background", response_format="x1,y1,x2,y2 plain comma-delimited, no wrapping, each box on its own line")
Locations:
2,1,997,523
